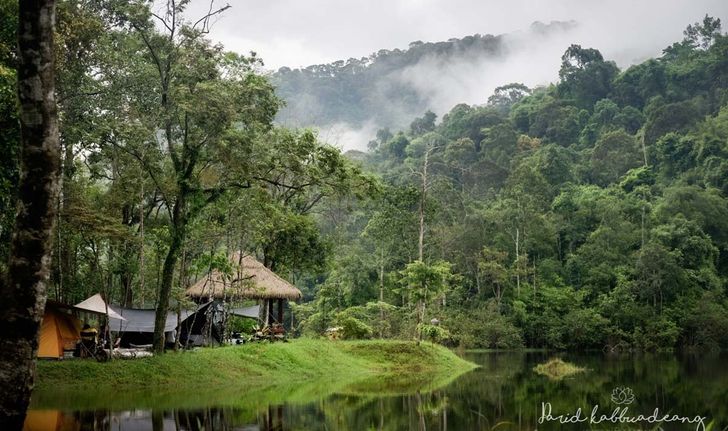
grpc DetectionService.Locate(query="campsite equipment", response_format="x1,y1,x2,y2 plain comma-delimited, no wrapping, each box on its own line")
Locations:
107,302,260,348
72,293,126,360
108,306,195,348
38,303,82,359
37,294,126,359
74,293,126,320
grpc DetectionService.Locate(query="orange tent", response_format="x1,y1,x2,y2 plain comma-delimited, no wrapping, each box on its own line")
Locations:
23,410,79,431
38,304,81,359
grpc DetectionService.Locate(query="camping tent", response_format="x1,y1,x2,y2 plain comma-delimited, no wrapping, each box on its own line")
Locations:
23,410,78,431
38,304,82,359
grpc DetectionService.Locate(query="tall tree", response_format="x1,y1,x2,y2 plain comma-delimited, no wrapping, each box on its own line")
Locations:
0,0,60,427
108,1,279,352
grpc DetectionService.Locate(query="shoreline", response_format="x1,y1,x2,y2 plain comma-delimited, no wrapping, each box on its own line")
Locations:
32,339,477,409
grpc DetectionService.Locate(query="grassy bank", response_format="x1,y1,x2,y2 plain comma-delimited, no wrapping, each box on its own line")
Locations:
33,339,476,409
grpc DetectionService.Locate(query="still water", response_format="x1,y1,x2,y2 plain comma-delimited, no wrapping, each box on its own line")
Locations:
25,351,728,430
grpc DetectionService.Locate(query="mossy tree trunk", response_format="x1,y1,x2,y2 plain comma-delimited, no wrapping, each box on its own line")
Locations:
0,0,60,427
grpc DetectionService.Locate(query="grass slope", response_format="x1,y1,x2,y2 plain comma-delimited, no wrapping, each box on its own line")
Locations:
33,339,476,410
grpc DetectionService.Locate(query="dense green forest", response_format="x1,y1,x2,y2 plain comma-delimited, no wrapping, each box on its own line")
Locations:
294,15,728,351
272,21,576,129
1,1,727,352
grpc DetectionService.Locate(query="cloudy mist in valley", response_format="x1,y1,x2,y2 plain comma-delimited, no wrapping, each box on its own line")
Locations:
180,0,728,150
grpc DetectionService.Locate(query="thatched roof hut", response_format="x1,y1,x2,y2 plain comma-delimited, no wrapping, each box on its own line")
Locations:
185,253,302,301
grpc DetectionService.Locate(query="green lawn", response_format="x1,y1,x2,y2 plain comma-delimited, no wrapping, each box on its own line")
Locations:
32,339,477,410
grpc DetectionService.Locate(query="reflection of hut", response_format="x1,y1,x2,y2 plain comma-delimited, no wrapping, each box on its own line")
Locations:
185,253,302,328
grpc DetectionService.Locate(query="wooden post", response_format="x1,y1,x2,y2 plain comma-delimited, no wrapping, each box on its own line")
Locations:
267,299,273,326
277,299,283,324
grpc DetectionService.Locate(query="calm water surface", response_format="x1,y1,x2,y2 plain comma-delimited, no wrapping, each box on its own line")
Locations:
25,351,728,430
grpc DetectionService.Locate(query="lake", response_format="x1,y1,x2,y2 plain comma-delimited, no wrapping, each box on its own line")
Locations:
25,351,728,430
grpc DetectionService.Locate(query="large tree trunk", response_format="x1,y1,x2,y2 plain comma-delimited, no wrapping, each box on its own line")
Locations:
418,149,428,262
0,0,60,428
152,197,186,353
415,149,430,344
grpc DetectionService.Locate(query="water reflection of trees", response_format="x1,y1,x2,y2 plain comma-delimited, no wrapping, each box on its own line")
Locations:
26,352,728,431
282,352,728,430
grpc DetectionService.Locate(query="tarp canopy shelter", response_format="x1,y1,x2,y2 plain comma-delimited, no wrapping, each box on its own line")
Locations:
177,303,260,347
109,307,196,333
178,301,221,347
38,303,81,359
230,305,260,319
186,253,301,328
74,293,126,320
108,302,219,347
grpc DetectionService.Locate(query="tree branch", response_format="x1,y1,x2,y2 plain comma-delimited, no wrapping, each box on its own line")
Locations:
192,2,231,34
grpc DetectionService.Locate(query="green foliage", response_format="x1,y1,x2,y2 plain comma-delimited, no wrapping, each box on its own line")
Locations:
533,358,586,380
487,82,531,111
643,98,705,144
683,15,722,50
328,22,728,350
226,315,257,335
0,0,18,267
445,302,523,349
398,260,455,304
418,324,450,344
4,7,728,354
589,129,642,186
558,44,619,109
338,316,373,340
409,111,437,137
0,64,17,266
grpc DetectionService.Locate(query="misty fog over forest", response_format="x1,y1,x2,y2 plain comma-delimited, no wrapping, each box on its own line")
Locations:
180,0,728,150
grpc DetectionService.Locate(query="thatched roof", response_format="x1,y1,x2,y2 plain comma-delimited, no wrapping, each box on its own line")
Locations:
185,253,302,301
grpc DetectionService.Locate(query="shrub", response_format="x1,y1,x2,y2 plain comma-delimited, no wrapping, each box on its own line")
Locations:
445,301,523,349
418,324,450,344
338,316,373,340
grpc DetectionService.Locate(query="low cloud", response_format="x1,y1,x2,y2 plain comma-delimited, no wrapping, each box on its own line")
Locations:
179,0,728,151
315,121,380,153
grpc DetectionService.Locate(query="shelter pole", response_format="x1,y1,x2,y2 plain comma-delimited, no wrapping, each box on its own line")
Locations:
277,299,283,324
175,306,181,351
267,299,273,327
102,291,113,361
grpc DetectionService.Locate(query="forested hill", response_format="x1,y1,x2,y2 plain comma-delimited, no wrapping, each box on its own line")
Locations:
299,16,728,351
271,21,577,131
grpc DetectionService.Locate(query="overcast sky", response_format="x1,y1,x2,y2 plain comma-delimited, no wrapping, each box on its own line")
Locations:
184,0,728,70
176,0,728,150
